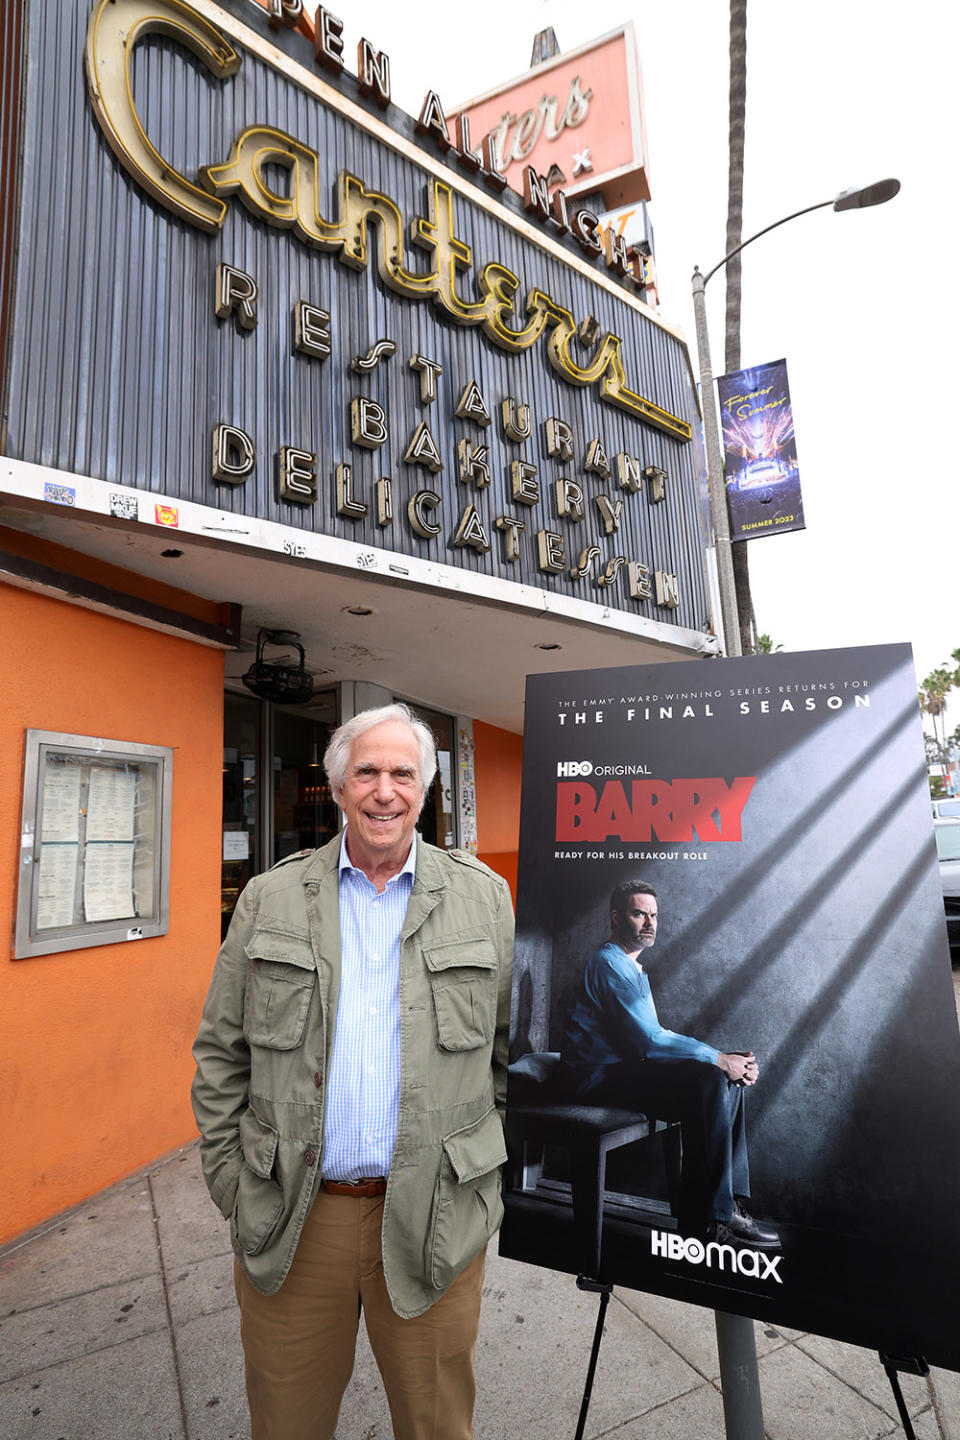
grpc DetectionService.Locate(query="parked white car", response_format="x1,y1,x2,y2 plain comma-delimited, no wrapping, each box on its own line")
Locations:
935,818,960,960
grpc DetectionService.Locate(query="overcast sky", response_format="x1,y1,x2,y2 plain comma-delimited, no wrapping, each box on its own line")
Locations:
335,0,957,736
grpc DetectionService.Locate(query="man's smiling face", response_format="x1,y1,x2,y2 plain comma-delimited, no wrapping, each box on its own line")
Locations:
340,719,424,876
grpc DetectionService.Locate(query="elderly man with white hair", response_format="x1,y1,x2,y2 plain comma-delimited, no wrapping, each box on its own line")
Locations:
193,703,513,1440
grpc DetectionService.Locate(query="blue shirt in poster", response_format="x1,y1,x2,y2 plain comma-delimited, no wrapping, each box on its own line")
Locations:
562,940,719,1086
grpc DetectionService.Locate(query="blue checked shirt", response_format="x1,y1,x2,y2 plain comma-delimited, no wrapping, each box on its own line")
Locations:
321,830,416,1181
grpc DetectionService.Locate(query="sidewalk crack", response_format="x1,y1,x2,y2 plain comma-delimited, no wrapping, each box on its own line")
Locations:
0,1322,170,1386
609,1289,718,1384
0,1269,161,1320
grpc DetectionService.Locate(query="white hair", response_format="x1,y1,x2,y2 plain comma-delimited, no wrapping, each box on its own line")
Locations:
323,703,439,814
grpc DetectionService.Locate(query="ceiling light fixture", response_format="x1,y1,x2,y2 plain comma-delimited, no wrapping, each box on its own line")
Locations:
242,629,315,704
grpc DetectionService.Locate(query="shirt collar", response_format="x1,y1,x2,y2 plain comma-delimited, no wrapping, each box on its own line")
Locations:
338,826,417,883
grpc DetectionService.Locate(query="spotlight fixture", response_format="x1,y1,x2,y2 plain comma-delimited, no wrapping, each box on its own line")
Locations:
535,641,563,651
242,629,315,704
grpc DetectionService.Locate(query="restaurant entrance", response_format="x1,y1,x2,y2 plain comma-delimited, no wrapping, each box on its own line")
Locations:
221,688,339,936
221,690,459,935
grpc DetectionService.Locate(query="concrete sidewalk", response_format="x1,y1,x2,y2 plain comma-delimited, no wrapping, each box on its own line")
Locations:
1,1142,957,1440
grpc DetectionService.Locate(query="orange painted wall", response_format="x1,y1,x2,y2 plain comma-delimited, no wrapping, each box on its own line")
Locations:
0,582,224,1243
474,720,524,903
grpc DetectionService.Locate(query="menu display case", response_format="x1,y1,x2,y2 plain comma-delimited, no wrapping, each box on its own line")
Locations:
15,731,172,959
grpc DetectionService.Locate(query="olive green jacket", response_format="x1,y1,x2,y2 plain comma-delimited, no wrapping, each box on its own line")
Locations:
191,834,513,1317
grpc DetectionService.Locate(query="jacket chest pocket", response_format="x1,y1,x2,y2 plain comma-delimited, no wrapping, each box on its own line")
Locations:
423,936,498,1052
243,930,316,1050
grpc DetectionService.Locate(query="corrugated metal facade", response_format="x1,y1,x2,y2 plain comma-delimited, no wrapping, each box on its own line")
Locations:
4,0,711,632
0,0,25,434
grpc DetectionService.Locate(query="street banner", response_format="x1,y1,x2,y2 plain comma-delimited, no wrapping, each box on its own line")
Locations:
717,358,804,541
501,644,960,1369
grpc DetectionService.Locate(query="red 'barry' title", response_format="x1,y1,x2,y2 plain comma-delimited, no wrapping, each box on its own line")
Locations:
556,777,757,843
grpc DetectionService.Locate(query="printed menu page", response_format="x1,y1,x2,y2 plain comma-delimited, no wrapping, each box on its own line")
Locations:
36,843,78,928
83,843,136,921
86,766,137,843
41,763,81,843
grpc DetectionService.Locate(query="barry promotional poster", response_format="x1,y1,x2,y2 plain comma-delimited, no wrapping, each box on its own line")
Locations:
500,644,960,1369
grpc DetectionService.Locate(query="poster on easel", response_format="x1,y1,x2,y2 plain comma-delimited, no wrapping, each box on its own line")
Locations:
501,643,960,1370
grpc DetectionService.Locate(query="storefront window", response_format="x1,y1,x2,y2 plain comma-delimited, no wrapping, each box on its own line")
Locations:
272,700,338,866
405,703,457,850
222,693,260,937
222,690,340,935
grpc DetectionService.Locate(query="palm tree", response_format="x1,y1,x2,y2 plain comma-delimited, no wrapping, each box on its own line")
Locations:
725,0,755,655
919,667,953,761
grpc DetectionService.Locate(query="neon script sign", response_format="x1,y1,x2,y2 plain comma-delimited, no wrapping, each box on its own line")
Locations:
84,0,691,444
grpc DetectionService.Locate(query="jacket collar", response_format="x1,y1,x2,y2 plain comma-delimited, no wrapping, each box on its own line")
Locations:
410,836,447,893
301,833,341,884
300,830,445,894
301,830,446,945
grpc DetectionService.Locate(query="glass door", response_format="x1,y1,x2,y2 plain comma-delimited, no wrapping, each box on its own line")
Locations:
405,703,456,850
271,696,339,866
221,689,339,936
221,692,261,938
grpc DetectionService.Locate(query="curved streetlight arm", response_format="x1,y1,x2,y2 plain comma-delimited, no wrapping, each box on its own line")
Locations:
700,199,833,287
692,176,899,655
699,177,900,287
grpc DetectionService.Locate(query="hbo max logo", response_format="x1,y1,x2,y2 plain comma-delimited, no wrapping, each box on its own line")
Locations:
557,760,593,777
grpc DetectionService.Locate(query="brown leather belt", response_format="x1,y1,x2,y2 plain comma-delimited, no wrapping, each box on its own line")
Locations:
321,1177,387,1198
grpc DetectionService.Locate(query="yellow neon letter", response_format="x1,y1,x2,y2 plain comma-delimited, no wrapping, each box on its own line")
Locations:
85,0,240,234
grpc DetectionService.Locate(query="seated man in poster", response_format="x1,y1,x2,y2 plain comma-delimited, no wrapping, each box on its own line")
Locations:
561,880,779,1250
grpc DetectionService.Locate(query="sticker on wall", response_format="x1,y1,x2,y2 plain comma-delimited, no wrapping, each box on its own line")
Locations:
457,721,478,855
43,482,76,506
109,492,139,520
154,504,180,527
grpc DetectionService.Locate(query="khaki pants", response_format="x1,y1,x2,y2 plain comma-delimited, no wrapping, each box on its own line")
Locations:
234,1189,486,1440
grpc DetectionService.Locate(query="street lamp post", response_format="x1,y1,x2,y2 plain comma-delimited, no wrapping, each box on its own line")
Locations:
692,266,739,653
691,175,900,1440
693,178,900,656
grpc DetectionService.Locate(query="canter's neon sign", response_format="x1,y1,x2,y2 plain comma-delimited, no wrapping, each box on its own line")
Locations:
84,0,691,444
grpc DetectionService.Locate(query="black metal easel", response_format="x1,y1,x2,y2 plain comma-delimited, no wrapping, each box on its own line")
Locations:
573,1287,931,1440
879,1353,929,1440
574,1275,613,1440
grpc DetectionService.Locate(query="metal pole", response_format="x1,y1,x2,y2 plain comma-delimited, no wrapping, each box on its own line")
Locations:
695,267,761,1430
926,1368,959,1440
715,1311,766,1439
699,253,765,1434
691,268,741,657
